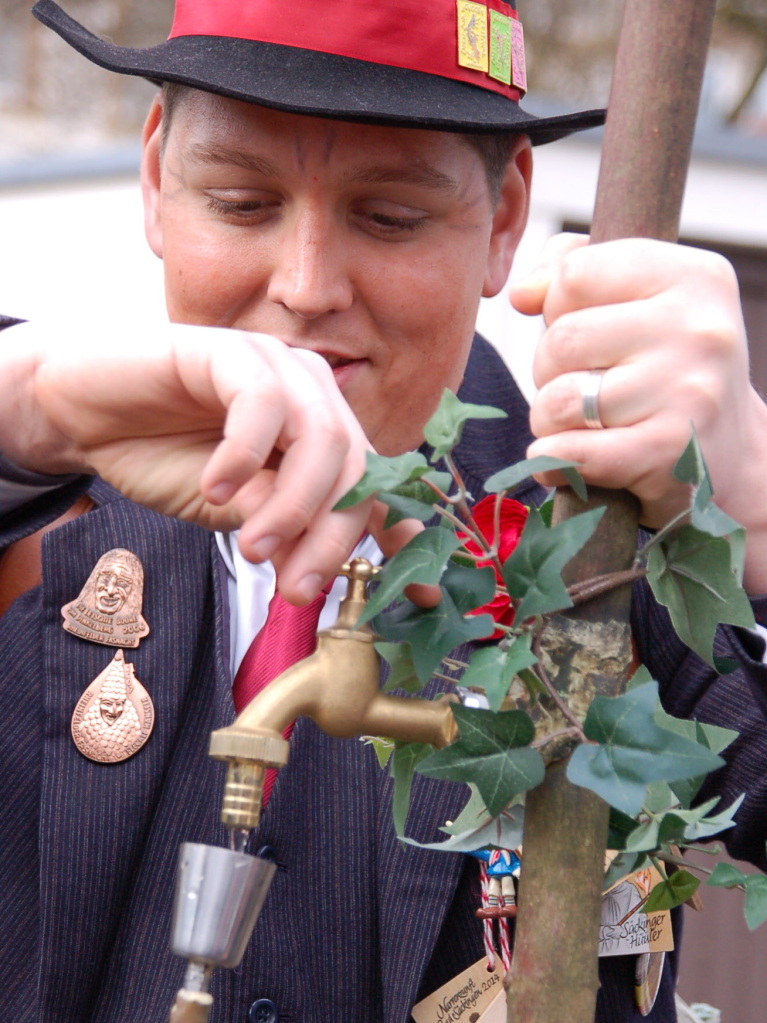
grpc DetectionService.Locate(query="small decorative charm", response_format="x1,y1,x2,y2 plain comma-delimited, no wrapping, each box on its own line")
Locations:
71,649,154,763
61,548,150,648
471,847,520,918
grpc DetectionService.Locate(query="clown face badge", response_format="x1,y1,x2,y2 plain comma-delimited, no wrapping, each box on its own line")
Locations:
63,549,153,763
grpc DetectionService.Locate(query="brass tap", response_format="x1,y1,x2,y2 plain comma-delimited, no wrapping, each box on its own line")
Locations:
209,558,458,830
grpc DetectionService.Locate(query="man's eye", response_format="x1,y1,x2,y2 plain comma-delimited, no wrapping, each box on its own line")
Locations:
205,195,277,219
360,209,429,236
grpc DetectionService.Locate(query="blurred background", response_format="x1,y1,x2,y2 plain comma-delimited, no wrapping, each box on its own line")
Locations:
1,2,766,1018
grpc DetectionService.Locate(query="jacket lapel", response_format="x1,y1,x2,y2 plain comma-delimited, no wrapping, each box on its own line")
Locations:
35,488,230,1021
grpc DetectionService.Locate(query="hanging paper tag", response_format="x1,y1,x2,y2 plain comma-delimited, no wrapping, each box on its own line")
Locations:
600,861,674,957
411,957,503,1023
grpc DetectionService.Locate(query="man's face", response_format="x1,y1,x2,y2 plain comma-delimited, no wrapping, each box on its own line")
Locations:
95,561,134,614
143,92,530,454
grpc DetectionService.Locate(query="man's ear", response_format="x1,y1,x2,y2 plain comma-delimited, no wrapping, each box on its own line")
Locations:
141,96,165,260
482,135,532,298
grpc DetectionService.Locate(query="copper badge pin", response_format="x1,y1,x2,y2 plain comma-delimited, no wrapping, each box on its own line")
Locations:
71,649,155,763
61,548,150,648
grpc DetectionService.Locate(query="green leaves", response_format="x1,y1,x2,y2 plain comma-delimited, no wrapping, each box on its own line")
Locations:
567,682,725,815
417,704,544,816
459,636,538,711
502,505,605,621
334,450,429,509
405,785,525,853
645,433,753,668
358,527,462,623
424,389,507,460
643,870,700,912
373,561,496,685
708,862,767,930
390,741,432,836
647,525,754,669
486,455,587,502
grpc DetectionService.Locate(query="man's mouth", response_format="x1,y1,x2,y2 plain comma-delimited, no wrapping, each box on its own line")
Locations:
322,354,356,370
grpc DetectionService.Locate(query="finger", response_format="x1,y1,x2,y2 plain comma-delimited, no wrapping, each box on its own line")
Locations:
509,233,589,316
530,362,674,438
526,418,697,529
265,493,375,604
532,298,662,389
540,239,739,325
199,333,321,502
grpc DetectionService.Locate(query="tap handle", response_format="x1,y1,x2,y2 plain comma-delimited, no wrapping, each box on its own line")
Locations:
339,558,380,601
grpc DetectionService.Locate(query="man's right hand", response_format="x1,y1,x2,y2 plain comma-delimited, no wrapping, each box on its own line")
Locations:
2,321,415,604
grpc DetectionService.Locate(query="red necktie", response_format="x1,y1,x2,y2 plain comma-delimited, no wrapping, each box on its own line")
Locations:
231,587,328,807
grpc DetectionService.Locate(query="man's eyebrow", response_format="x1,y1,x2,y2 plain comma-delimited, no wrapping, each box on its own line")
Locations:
185,142,279,176
344,162,460,193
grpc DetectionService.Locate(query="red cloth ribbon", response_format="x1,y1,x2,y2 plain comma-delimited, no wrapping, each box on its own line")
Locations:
232,586,327,807
169,0,524,102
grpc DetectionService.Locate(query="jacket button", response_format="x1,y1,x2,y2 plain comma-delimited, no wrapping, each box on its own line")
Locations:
248,998,279,1023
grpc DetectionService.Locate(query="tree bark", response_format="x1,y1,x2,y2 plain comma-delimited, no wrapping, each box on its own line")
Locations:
505,1,719,1020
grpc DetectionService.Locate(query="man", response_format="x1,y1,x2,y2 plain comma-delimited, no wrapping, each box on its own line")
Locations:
1,2,767,1022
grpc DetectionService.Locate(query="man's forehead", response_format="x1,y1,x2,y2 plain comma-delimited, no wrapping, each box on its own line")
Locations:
170,90,478,189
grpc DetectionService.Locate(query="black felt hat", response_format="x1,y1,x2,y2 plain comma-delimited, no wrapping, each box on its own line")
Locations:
33,0,605,144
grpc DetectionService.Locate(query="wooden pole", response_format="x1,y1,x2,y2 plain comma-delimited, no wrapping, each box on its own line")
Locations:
506,2,719,1020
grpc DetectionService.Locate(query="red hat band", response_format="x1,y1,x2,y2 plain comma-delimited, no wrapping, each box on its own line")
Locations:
169,0,527,103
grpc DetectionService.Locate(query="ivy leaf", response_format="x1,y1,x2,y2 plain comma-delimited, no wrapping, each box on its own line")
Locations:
707,862,767,928
654,702,738,806
390,741,432,837
673,433,746,579
363,736,394,768
459,635,538,712
423,389,507,460
708,861,748,888
416,704,544,816
485,456,586,502
647,525,755,669
334,450,429,509
358,527,462,624
407,799,526,854
445,560,498,614
678,794,743,842
373,591,494,686
743,880,767,930
566,682,725,815
378,471,454,528
607,807,643,851
502,505,605,622
643,870,700,912
376,641,423,694
604,851,649,890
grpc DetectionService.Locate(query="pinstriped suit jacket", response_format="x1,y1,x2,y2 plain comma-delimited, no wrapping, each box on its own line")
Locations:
1,335,766,1023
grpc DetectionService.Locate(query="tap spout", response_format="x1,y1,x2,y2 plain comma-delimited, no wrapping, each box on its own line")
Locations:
209,559,458,830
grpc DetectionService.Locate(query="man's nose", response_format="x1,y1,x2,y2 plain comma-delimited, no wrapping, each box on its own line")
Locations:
267,206,353,319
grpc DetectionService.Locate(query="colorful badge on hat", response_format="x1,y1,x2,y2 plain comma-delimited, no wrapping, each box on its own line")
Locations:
488,9,511,85
457,1,489,73
511,18,527,92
